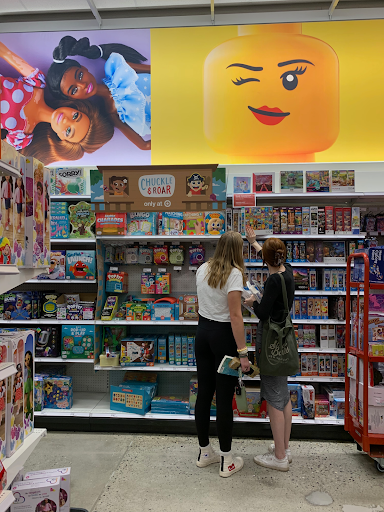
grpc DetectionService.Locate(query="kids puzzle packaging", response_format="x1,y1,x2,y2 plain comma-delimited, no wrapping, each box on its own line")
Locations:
43,376,73,409
11,477,61,512
183,212,205,235
121,336,156,366
24,467,71,512
61,325,94,360
205,211,225,235
66,250,96,280
127,212,157,236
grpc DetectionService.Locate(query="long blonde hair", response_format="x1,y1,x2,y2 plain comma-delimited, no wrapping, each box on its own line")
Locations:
207,231,246,289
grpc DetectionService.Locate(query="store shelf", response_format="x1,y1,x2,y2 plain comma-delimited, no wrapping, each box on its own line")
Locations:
298,348,345,353
0,160,20,179
95,320,198,326
50,238,96,244
253,234,361,240
97,235,221,242
0,268,49,294
3,429,47,486
229,192,383,201
246,262,347,267
35,357,94,363
0,319,94,325
51,195,91,201
95,363,196,371
35,393,105,418
0,491,15,511
26,279,97,284
0,363,16,381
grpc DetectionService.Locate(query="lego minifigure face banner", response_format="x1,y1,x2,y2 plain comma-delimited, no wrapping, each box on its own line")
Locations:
151,20,384,165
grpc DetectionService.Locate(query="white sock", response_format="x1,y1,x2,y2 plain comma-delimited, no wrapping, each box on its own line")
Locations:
220,450,231,457
200,443,211,451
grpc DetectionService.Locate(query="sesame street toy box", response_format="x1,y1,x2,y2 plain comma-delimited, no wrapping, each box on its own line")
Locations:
65,250,96,280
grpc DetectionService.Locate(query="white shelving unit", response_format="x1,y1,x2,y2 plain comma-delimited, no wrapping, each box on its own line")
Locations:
51,195,91,201
0,319,94,325
35,357,94,363
26,279,97,284
0,491,15,511
0,161,20,179
50,238,96,244
246,262,347,267
0,363,16,381
0,268,49,295
3,429,47,487
97,235,221,242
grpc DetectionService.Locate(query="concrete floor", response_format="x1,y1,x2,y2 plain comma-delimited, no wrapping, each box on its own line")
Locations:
24,433,384,512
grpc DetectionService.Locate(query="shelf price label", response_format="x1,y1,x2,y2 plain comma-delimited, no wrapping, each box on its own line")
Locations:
174,266,182,271
143,268,152,273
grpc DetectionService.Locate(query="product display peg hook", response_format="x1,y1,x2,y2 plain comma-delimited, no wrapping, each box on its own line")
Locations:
328,0,340,19
211,0,215,25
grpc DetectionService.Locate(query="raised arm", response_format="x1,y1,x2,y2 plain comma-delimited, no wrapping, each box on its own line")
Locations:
246,225,263,255
111,113,151,150
0,42,35,77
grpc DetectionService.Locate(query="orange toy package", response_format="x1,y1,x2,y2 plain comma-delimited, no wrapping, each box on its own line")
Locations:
96,213,127,236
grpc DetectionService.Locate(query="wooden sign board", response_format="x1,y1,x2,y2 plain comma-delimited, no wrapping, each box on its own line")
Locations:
94,164,223,212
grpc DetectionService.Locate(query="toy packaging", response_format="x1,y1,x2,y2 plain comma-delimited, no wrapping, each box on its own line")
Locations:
101,296,118,321
34,376,44,412
310,206,318,235
0,341,7,461
183,212,205,235
306,170,330,193
38,250,66,280
125,246,139,264
205,211,225,235
66,251,96,280
169,246,184,265
0,171,15,266
323,241,346,264
25,467,71,512
110,381,157,415
315,395,330,417
11,477,61,512
106,270,128,293
141,273,156,295
253,172,274,193
162,212,183,236
13,155,26,266
151,396,190,415
301,384,315,419
152,298,179,321
155,273,171,294
127,212,157,236
121,336,156,366
153,246,169,265
41,293,59,319
189,245,205,265
68,201,95,239
157,335,167,364
280,170,304,193
233,176,251,194
126,302,152,321
55,167,86,196
369,246,384,283
178,295,199,320
61,325,94,360
168,334,175,365
138,246,153,265
331,170,355,193
51,214,70,239
43,376,73,409
288,383,302,416
95,213,127,236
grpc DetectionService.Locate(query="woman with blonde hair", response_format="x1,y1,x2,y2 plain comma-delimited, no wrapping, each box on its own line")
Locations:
244,226,295,472
195,231,251,478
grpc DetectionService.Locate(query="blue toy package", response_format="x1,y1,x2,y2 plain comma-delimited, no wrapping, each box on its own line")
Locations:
168,334,175,365
181,334,188,365
369,246,384,283
43,376,73,409
66,250,96,280
110,381,157,415
51,215,70,239
152,299,179,321
61,325,94,360
288,383,302,416
127,212,157,236
151,396,190,415
189,245,205,265
162,212,183,236
205,211,225,235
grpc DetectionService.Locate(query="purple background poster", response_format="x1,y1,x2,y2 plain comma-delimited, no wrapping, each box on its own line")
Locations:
0,29,151,166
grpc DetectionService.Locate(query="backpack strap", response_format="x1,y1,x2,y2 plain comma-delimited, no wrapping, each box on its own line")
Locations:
278,272,289,317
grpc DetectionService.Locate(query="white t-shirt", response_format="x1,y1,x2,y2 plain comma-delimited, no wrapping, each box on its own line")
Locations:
196,262,244,322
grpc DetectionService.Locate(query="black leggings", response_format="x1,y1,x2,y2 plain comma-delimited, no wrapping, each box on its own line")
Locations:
195,315,238,452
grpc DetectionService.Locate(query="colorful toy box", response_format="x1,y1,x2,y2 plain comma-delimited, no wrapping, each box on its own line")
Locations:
141,273,156,295
106,270,128,293
40,293,59,319
155,273,171,294
178,295,199,320
301,384,315,419
96,213,127,236
127,212,157,236
205,211,225,235
110,381,157,415
169,245,184,265
66,250,96,280
101,296,118,321
183,212,205,235
43,376,73,409
68,201,95,239
288,383,302,416
368,246,384,283
151,396,189,415
121,336,157,366
152,298,179,321
51,214,70,239
25,467,71,512
315,395,330,417
12,155,26,266
233,385,268,418
61,325,94,360
55,167,86,195
11,477,61,512
162,212,183,236
38,250,66,280
34,376,44,412
126,302,152,321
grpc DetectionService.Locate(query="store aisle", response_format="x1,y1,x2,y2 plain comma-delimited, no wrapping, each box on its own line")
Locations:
25,433,384,512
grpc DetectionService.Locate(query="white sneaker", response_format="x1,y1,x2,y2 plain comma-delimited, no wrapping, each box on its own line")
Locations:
196,445,220,468
219,455,244,478
268,443,292,463
254,453,289,472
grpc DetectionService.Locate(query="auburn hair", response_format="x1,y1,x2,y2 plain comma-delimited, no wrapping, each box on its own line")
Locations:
206,231,246,289
262,237,286,268
20,99,114,165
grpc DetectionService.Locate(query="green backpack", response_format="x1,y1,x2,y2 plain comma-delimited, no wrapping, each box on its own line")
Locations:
259,273,300,377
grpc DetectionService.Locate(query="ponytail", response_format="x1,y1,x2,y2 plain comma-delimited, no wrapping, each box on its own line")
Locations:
47,35,147,100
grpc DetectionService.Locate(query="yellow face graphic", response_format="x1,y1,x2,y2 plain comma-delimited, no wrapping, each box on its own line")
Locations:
204,26,339,161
